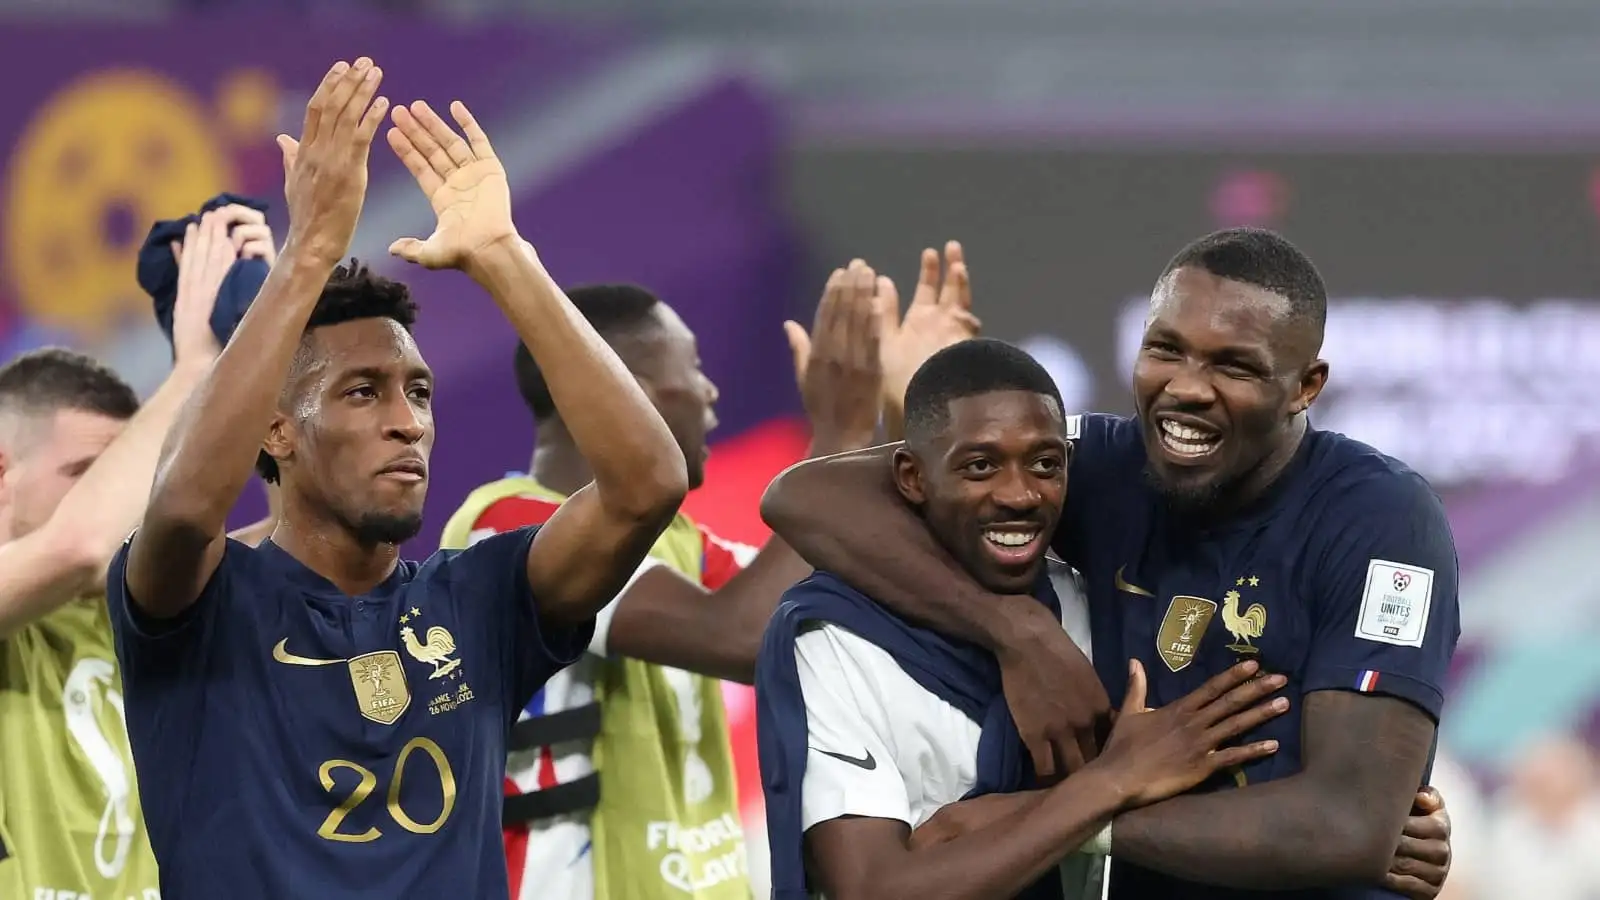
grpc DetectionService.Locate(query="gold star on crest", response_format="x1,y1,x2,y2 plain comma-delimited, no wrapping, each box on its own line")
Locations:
1248,576,1260,587
399,613,411,624
1236,577,1245,586
410,607,421,618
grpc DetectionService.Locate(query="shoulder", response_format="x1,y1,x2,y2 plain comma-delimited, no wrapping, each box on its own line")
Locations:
794,622,905,698
1066,413,1146,472
1304,431,1449,531
439,477,561,548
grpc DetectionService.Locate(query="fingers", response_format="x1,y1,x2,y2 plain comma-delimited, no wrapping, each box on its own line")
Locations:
1204,693,1290,746
1208,740,1281,770
783,320,811,387
1198,670,1288,726
327,58,380,139
276,135,299,176
1053,739,1085,782
910,247,940,309
388,236,435,267
169,240,182,266
1024,737,1057,785
1379,872,1438,900
411,100,474,168
1413,786,1445,815
939,241,972,311
301,61,350,145
230,223,272,253
1394,834,1450,866
210,204,266,230
1179,659,1261,711
391,103,456,183
874,274,900,335
386,125,445,198
1121,659,1149,717
451,101,497,160
844,262,880,371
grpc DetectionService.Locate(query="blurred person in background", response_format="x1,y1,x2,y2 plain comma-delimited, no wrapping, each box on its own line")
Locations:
1479,733,1600,899
441,250,974,900
0,204,271,900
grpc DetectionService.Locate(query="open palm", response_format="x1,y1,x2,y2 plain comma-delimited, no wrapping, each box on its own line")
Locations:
386,100,517,270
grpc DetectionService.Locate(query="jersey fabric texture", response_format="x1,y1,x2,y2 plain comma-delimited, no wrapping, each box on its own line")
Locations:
442,475,754,900
1056,413,1461,900
0,596,160,900
106,529,590,900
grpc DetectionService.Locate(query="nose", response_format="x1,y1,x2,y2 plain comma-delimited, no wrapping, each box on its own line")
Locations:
1162,361,1217,407
990,466,1043,513
384,398,427,444
702,373,720,407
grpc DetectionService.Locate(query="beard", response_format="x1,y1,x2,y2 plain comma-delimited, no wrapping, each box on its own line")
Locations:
1144,462,1228,518
350,509,424,546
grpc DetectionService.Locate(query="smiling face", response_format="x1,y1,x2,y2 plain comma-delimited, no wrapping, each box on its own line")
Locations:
893,389,1068,595
1132,265,1328,511
264,316,435,546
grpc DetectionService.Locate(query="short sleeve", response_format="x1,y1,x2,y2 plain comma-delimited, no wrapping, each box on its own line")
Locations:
795,626,912,830
446,527,594,708
1301,473,1461,720
106,534,241,674
1053,413,1140,569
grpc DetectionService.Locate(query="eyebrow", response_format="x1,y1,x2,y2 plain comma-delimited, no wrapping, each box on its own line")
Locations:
1146,324,1271,367
340,365,433,384
949,436,1067,456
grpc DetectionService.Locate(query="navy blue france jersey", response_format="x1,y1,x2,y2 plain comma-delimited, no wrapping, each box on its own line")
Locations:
1054,414,1460,900
105,528,592,900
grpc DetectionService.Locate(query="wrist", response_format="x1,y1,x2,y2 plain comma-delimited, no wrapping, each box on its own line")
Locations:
168,352,216,380
461,233,530,284
279,234,348,273
987,594,1058,656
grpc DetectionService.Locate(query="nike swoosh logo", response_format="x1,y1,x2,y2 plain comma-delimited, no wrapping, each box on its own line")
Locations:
814,747,877,771
271,639,346,667
1115,566,1153,597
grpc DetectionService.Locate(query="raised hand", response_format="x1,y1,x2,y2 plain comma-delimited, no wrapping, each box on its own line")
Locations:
385,100,515,272
168,208,238,365
1091,659,1287,807
879,241,982,419
276,58,388,266
784,260,886,454
1382,786,1452,899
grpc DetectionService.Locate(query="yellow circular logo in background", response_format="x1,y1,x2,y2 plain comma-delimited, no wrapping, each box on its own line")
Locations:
3,69,235,338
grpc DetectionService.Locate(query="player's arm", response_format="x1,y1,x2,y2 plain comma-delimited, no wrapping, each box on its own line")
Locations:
124,60,387,618
762,446,1107,778
1107,475,1460,889
805,657,1289,900
386,100,685,627
0,360,211,639
608,261,887,682
226,482,280,548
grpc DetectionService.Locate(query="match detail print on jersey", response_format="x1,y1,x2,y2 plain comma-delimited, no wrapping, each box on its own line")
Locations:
1355,559,1435,648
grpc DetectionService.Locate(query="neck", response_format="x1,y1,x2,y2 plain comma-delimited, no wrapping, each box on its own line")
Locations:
529,419,591,498
272,497,401,596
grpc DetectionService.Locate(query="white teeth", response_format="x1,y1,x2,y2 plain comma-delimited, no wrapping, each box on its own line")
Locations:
1159,419,1220,457
984,530,1038,548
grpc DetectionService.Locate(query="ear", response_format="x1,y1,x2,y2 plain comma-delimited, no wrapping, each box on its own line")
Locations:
261,412,295,473
1291,359,1329,415
892,446,927,506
